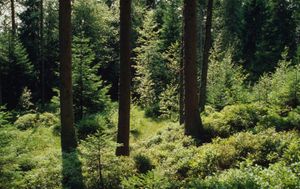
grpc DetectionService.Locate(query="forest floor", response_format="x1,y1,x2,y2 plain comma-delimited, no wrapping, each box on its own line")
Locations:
1,104,300,188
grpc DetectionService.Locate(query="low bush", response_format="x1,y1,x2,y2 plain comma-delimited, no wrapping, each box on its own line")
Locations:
134,154,155,173
14,112,59,130
203,103,268,137
0,106,12,127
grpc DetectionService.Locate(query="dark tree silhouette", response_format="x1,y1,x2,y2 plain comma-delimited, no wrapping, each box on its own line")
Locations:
59,0,77,152
116,0,132,156
199,0,213,112
183,0,203,139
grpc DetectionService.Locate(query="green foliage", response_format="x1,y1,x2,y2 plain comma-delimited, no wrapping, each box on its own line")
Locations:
14,112,59,130
203,103,268,137
76,114,111,139
252,58,300,108
134,154,155,173
207,49,249,110
0,32,33,109
80,131,135,189
17,87,34,112
159,42,181,121
73,0,119,99
133,10,163,115
72,35,112,119
0,106,12,127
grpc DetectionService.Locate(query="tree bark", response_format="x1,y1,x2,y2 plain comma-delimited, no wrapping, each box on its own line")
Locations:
183,0,203,139
116,0,131,156
59,0,77,152
199,0,213,112
0,74,2,106
179,31,184,125
40,0,45,107
10,0,16,36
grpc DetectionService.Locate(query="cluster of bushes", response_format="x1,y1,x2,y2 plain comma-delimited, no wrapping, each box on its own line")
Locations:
1,107,300,188
203,103,300,138
120,126,300,188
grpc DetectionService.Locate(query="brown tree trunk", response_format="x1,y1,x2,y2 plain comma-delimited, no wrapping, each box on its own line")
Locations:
40,0,45,107
10,0,16,36
0,74,2,106
59,0,77,152
179,32,184,125
116,0,131,156
183,0,203,139
199,0,213,112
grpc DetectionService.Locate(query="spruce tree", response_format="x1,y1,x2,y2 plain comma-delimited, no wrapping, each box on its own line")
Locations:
0,32,33,109
72,35,111,120
133,10,163,116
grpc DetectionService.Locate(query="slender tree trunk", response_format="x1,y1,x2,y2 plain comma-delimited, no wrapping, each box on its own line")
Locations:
198,0,204,105
40,0,45,107
116,0,131,156
59,0,77,152
0,74,2,106
179,32,184,125
199,0,213,112
79,52,83,120
183,0,203,139
10,0,16,36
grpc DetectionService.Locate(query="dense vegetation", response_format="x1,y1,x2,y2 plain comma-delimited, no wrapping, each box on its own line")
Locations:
0,0,299,188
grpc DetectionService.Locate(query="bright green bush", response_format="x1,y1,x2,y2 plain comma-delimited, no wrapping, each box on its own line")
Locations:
189,162,300,189
79,132,135,189
257,106,300,131
14,112,59,130
203,103,268,137
0,106,12,127
252,60,300,108
122,171,173,189
76,114,110,139
207,50,250,110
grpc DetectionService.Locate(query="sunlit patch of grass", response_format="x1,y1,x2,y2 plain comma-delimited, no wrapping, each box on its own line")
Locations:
111,106,175,142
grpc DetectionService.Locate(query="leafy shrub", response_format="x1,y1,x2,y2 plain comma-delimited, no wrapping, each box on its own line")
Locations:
257,106,300,131
252,60,300,108
14,112,59,130
189,167,260,189
159,84,179,121
203,103,268,137
79,132,135,189
189,162,300,189
76,115,104,139
122,171,173,189
207,50,249,110
134,154,155,173
0,106,12,127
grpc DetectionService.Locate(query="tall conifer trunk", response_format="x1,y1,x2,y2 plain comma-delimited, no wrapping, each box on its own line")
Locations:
59,0,77,152
199,0,213,112
11,0,16,36
183,0,203,139
40,0,45,107
116,0,132,156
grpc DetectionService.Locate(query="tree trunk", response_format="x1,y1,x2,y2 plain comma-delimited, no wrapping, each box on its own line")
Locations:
198,0,204,106
179,31,184,125
116,0,131,156
10,0,16,36
199,0,213,112
0,74,2,106
59,0,77,152
40,0,45,107
183,0,203,139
